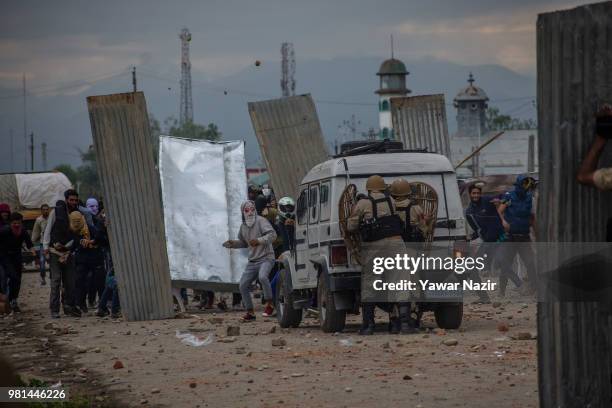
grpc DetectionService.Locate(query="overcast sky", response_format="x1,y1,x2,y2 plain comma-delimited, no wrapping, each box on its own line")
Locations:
0,0,593,93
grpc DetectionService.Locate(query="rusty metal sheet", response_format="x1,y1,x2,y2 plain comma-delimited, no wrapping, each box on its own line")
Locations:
87,92,174,321
391,94,451,158
536,3,612,407
248,94,329,199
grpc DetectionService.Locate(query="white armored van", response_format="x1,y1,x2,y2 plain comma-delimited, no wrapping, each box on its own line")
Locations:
275,143,467,333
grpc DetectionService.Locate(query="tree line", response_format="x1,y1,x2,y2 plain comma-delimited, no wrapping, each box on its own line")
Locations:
54,116,221,198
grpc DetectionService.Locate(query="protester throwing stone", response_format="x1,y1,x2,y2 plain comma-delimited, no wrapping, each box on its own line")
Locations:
222,200,277,321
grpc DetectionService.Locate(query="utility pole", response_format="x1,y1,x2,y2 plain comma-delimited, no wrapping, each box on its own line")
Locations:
179,28,193,125
23,73,27,171
281,42,296,97
41,142,47,171
132,66,137,92
29,132,34,171
9,128,14,172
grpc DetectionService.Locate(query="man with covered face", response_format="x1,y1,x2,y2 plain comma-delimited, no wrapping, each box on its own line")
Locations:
0,212,36,312
43,189,83,318
223,200,277,321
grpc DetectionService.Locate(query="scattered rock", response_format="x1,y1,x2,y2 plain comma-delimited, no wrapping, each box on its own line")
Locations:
140,399,148,405
268,325,277,334
208,317,224,324
43,322,59,330
91,347,101,353
516,332,532,340
497,323,509,332
492,301,502,308
442,338,459,346
218,337,237,343
403,375,413,380
226,326,240,337
113,360,124,369
291,373,304,378
271,337,287,347
76,345,87,354
345,387,352,392
151,388,160,394
189,382,197,388
382,342,390,349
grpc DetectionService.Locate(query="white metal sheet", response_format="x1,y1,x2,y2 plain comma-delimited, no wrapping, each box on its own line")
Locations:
159,136,248,283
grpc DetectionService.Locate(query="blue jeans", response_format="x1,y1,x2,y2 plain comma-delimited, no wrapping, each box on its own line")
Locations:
98,276,120,314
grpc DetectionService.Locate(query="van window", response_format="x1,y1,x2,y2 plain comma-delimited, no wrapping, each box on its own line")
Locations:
309,184,319,224
319,181,331,221
296,187,308,225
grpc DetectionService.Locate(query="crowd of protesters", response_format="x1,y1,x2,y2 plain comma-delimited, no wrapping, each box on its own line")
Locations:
0,189,120,318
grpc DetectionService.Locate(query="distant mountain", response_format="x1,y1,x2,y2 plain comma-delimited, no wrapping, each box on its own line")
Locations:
0,56,536,172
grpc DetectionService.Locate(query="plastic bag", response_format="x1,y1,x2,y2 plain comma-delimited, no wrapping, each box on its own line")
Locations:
175,330,214,347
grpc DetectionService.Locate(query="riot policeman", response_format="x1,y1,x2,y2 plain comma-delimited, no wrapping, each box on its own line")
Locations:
347,175,404,335
389,178,428,334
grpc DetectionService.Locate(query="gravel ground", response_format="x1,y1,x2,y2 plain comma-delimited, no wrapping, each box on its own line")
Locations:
1,272,538,408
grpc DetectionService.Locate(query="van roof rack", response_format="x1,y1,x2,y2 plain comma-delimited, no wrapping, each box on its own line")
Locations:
333,139,428,158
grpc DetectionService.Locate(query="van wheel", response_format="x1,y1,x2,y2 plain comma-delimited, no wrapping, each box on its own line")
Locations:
275,268,302,328
434,303,463,329
317,274,346,333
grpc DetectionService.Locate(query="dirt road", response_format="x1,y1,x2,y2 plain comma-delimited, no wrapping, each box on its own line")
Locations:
1,273,538,407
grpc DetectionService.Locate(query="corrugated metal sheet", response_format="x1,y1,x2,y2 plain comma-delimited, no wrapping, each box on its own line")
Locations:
391,94,451,158
536,3,612,407
86,92,174,321
248,94,329,199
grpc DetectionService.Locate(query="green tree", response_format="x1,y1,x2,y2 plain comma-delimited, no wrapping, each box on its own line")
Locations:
53,164,78,186
76,146,102,199
486,106,537,131
164,116,222,141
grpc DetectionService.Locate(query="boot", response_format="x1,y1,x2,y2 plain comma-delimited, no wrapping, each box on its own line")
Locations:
359,304,375,335
399,304,418,334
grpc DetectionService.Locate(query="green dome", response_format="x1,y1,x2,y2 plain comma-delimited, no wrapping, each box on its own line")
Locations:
377,58,408,76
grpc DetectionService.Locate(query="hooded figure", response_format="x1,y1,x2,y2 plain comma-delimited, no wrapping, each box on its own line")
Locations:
69,211,86,234
0,203,10,226
223,200,278,320
242,200,257,227
501,175,535,235
86,198,99,216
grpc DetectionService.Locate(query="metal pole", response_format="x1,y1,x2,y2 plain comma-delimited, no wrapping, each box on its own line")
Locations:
41,142,47,171
9,128,14,172
455,131,505,170
132,66,137,92
30,132,34,171
527,134,535,173
23,73,27,171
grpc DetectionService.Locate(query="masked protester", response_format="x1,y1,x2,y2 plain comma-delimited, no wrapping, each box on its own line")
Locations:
86,198,99,216
81,197,105,308
0,212,35,312
223,200,277,321
45,191,83,318
496,175,538,297
0,203,10,227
